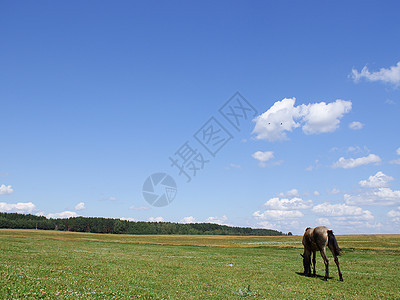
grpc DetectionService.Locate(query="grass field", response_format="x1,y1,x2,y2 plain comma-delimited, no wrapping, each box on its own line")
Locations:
1,229,399,299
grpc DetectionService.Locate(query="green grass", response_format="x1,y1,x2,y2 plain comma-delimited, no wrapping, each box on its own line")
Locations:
1,229,399,299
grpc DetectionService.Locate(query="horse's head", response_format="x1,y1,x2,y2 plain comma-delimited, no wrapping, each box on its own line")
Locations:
301,252,311,276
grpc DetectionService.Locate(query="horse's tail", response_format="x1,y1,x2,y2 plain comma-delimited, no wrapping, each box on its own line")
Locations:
328,230,341,256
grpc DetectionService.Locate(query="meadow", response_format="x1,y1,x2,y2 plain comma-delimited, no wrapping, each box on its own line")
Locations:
0,229,399,299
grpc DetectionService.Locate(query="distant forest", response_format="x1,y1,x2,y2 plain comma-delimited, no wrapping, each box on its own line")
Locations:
0,212,287,236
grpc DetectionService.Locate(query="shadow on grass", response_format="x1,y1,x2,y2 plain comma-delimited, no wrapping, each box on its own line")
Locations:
295,272,333,281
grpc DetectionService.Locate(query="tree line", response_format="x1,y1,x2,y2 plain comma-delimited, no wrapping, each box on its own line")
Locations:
0,212,285,236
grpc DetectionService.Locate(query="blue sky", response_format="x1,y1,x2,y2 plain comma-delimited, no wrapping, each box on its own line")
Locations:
1,1,400,234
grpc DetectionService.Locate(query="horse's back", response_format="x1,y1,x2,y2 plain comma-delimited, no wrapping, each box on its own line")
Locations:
303,226,329,251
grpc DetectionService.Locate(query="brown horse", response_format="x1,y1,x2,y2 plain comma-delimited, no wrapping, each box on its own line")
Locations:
301,226,343,281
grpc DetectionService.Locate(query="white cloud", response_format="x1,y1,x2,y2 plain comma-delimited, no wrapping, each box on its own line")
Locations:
312,203,382,233
253,98,352,141
147,216,164,222
180,216,196,223
252,151,274,167
301,100,352,135
312,203,373,220
345,187,400,206
390,159,400,165
332,154,381,169
331,145,370,155
328,188,341,195
256,219,301,233
313,190,320,196
0,201,36,214
47,211,78,219
349,121,364,130
120,217,135,222
253,209,303,219
351,62,400,85
385,99,396,105
359,172,394,188
387,207,400,218
129,205,150,211
254,193,307,232
228,163,241,169
108,197,117,201
390,147,400,164
252,98,301,141
0,184,14,195
306,160,320,171
388,207,400,223
256,220,277,229
206,215,228,225
264,197,312,210
316,218,331,226
74,202,86,211
347,146,366,153
277,189,300,198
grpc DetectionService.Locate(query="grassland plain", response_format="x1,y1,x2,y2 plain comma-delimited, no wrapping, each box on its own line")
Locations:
0,229,399,299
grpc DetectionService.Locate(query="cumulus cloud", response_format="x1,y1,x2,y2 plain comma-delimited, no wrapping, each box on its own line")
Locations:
392,159,400,165
256,220,277,230
387,207,400,223
345,187,400,206
313,190,320,196
252,98,352,141
206,215,228,225
180,216,196,224
264,197,312,210
252,151,274,167
301,100,352,134
332,154,381,169
74,202,86,211
351,62,400,86
0,202,37,214
147,216,164,222
47,211,78,219
257,219,301,233
277,189,300,198
120,217,135,222
0,184,14,195
312,202,382,232
108,197,118,201
312,203,373,220
316,218,331,226
390,147,400,165
252,98,301,141
328,188,341,195
349,121,364,130
359,172,394,188
253,209,303,219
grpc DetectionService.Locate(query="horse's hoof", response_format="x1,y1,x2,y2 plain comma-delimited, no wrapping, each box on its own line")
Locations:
339,277,343,281
323,277,328,281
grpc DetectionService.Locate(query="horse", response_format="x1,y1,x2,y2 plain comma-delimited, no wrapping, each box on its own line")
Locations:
301,226,343,281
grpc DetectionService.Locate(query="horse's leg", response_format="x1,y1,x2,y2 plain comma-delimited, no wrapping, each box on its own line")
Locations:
312,251,316,277
328,237,343,281
320,248,329,281
332,253,343,281
302,249,312,276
